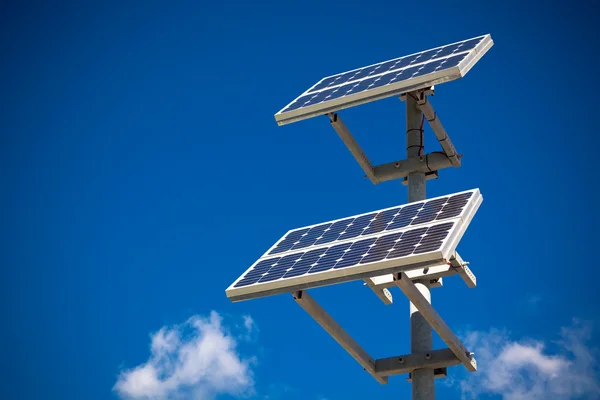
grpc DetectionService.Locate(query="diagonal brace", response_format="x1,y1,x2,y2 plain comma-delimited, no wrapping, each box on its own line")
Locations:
414,93,461,167
394,272,477,372
328,113,378,184
293,290,388,384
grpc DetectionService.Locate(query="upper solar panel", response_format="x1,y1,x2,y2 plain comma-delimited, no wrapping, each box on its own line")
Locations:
226,189,483,302
274,34,493,126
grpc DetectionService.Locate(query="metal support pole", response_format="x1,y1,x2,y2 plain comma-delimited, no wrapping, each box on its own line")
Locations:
406,92,434,399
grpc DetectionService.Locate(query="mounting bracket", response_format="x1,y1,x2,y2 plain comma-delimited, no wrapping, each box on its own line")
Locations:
401,171,439,185
364,280,394,305
375,348,460,377
375,156,453,184
399,86,435,100
367,252,476,292
407,368,447,382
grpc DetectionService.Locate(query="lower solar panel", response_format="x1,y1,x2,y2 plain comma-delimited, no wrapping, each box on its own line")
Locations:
226,190,481,302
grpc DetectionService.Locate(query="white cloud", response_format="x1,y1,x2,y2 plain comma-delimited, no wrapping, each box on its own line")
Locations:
114,311,256,400
240,315,258,342
456,319,600,400
243,315,256,334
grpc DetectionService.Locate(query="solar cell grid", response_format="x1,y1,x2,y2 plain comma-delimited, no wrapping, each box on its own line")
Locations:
268,191,473,255
306,37,483,95
274,34,493,126
234,221,455,288
282,53,468,113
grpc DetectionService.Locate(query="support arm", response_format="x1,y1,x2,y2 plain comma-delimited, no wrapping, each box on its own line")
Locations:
293,290,388,384
329,113,378,184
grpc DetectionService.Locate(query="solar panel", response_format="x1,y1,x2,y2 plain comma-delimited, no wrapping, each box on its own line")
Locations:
274,34,493,126
226,189,482,302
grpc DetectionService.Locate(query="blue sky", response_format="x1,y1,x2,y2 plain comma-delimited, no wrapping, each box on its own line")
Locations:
1,1,599,399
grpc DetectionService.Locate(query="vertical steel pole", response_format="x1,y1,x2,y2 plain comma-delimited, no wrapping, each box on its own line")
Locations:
406,93,434,400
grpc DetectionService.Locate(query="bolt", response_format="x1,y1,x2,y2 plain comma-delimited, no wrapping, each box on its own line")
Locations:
425,353,431,360
398,357,405,364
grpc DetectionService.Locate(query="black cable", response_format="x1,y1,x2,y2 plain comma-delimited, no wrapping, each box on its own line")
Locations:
420,114,424,156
